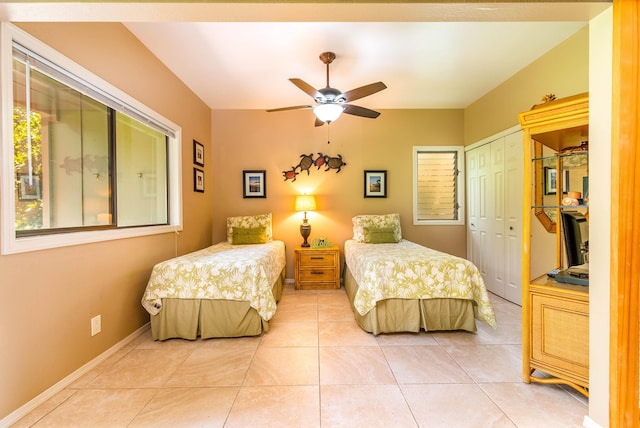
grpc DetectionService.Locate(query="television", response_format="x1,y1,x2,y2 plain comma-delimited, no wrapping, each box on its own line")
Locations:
560,211,589,268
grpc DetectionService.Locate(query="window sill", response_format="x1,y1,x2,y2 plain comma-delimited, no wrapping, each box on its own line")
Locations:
2,224,182,255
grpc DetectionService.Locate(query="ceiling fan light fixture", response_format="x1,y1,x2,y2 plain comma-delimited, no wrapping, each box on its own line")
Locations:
268,52,386,126
313,103,344,123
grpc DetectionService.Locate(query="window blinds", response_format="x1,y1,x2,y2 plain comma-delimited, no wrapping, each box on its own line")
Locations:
415,151,459,221
12,42,176,139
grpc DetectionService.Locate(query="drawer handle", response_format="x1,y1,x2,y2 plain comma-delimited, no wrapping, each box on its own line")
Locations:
311,271,324,275
310,256,325,260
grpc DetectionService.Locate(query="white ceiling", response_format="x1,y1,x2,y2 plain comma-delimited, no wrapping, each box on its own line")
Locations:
124,21,586,110
1,2,612,111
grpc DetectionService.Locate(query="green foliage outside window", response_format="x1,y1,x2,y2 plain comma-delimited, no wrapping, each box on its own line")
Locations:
13,106,43,230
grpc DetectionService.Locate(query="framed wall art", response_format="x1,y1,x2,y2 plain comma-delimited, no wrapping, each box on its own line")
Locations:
194,167,204,193
364,170,387,198
544,167,569,195
243,170,266,198
193,140,204,167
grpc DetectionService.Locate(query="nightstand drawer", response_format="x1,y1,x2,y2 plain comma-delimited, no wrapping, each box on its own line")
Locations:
296,281,338,290
298,267,336,282
299,252,336,267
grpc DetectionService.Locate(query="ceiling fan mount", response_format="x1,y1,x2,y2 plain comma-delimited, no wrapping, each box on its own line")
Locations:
319,51,336,65
267,51,387,126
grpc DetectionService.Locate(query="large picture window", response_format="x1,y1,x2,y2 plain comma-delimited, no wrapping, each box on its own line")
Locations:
412,146,465,225
2,24,182,254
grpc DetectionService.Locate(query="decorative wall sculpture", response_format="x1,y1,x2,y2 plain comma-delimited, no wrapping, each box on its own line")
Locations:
282,153,347,182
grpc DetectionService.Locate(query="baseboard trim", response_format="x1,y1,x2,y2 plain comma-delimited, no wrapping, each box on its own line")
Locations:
0,323,150,428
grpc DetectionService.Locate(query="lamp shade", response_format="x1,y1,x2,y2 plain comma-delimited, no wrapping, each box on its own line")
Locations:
313,103,344,123
295,194,316,212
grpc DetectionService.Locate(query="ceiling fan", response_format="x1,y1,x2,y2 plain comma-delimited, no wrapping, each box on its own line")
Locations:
267,52,387,126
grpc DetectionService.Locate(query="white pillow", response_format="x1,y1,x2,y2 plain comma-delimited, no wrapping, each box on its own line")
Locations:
352,213,402,242
227,213,272,243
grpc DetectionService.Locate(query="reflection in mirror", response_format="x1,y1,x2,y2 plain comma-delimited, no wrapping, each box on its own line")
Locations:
533,141,588,233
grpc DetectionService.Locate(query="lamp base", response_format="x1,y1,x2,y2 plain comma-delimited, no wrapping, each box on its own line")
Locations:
300,222,311,247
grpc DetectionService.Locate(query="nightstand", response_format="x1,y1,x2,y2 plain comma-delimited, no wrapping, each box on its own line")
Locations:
294,245,340,290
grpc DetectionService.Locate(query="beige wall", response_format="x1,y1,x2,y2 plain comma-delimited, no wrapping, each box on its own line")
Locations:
0,23,212,419
464,26,589,145
211,108,466,278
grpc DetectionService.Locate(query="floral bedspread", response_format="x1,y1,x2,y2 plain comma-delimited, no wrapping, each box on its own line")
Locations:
141,240,286,320
345,239,496,328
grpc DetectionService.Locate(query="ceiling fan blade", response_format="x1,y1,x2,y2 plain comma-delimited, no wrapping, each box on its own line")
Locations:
314,117,325,127
266,105,313,113
340,82,387,103
343,104,381,119
289,78,321,100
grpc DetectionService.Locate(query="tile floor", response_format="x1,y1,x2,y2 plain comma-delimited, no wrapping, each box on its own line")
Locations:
14,284,588,427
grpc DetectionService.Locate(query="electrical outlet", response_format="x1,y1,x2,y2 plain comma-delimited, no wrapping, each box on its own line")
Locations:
91,315,101,336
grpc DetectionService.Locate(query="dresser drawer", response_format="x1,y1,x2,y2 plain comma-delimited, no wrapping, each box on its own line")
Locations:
299,252,336,267
298,267,336,282
296,281,338,291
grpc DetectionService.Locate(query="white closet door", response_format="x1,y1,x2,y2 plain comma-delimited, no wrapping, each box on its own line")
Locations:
467,142,492,289
466,128,523,305
504,131,523,304
466,147,479,262
489,138,506,297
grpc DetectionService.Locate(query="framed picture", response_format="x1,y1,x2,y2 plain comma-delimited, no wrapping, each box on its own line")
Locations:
243,170,266,198
17,174,41,200
193,167,204,193
364,170,387,198
193,140,204,167
544,167,569,195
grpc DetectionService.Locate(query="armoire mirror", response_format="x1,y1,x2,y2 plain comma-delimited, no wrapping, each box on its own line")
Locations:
532,135,588,233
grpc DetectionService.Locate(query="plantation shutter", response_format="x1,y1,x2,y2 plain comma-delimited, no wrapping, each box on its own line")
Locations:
415,150,459,221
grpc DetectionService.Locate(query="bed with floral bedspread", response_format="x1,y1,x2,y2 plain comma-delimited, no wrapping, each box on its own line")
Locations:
141,213,286,340
344,213,496,334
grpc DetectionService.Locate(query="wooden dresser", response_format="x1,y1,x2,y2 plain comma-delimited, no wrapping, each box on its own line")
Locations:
294,245,340,290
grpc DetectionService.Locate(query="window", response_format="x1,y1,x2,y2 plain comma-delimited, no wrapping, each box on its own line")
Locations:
412,146,465,225
1,24,182,254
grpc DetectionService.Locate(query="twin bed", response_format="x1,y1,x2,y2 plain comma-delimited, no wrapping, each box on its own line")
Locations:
344,213,496,334
141,212,495,340
141,213,286,340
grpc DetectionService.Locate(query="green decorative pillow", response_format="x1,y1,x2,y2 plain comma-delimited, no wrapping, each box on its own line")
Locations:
362,226,399,244
231,226,267,245
352,213,402,242
226,213,272,243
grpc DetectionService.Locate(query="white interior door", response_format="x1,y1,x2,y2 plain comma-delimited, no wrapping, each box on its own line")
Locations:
489,138,506,297
466,147,479,262
466,142,491,289
504,131,523,304
466,128,523,305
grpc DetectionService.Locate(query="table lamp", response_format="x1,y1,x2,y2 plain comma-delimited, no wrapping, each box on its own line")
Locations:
295,194,317,247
